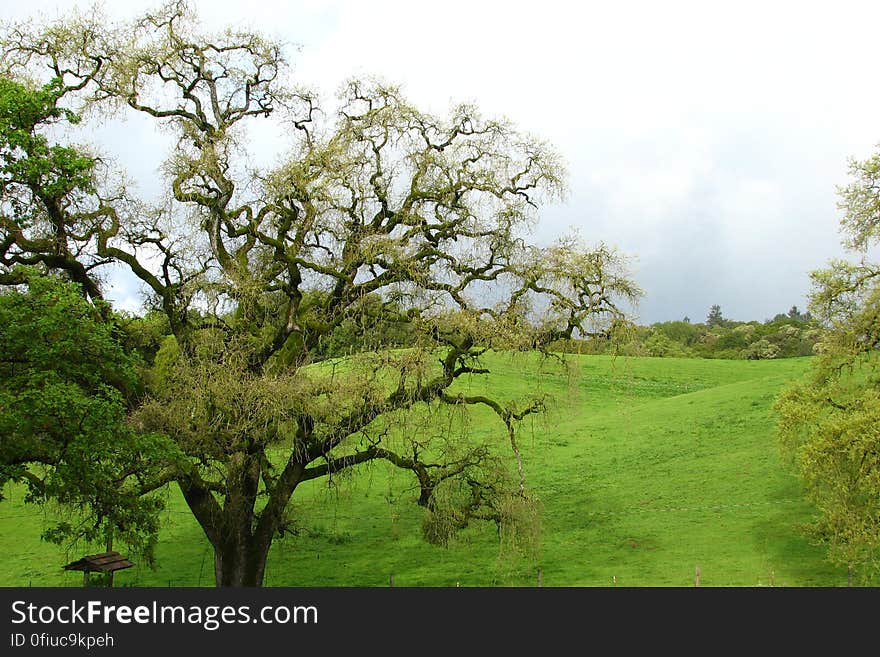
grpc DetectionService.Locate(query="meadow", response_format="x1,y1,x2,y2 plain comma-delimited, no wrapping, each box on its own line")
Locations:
0,354,846,587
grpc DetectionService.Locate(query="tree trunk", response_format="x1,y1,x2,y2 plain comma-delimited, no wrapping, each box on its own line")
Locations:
179,451,304,587
213,535,272,587
178,466,272,587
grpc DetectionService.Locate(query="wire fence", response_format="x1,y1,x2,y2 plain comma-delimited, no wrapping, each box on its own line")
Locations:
0,497,806,524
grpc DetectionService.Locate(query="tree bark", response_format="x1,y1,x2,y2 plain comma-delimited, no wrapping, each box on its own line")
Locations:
178,477,270,587
213,535,272,587
179,455,301,587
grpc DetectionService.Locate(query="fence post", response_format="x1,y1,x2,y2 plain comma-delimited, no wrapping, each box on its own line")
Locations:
105,535,114,588
694,565,701,587
389,574,395,587
537,569,543,587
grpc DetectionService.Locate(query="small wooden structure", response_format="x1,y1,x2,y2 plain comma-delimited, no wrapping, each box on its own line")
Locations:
63,551,133,587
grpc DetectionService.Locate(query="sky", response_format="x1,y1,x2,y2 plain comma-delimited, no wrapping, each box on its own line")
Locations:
3,0,880,324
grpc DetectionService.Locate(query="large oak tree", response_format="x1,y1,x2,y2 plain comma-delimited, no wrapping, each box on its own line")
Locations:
0,1,639,585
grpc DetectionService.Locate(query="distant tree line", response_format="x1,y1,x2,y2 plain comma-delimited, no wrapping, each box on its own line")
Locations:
551,304,821,360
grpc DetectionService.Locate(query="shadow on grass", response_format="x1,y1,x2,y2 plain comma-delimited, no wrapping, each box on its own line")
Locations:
749,503,846,587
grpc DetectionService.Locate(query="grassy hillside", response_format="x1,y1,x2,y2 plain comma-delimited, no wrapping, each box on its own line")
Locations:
0,354,846,587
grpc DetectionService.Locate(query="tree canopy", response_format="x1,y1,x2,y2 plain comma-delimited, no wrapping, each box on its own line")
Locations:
706,304,724,327
0,1,639,585
0,270,176,560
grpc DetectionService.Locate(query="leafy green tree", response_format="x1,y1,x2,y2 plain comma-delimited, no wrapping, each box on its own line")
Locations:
714,324,749,353
643,330,688,357
651,320,702,348
740,338,779,360
1,2,639,585
706,304,724,327
0,270,177,561
0,76,106,300
776,145,880,582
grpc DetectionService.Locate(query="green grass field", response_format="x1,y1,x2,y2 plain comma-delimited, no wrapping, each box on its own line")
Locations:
0,354,846,587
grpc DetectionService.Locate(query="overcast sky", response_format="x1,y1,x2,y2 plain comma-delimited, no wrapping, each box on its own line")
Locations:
4,0,880,323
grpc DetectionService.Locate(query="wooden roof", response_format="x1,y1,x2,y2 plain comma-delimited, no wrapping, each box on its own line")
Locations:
63,551,134,573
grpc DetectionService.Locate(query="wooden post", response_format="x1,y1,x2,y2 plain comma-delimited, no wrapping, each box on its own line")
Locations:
389,574,395,587
105,535,114,588
537,569,543,587
694,565,701,587
83,571,89,588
